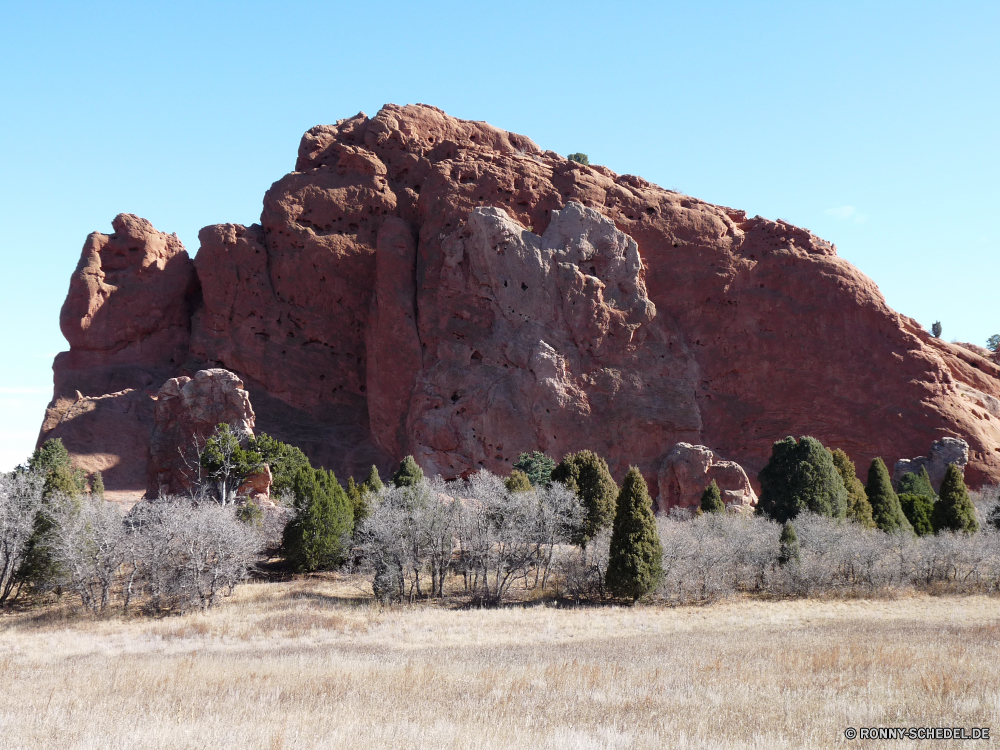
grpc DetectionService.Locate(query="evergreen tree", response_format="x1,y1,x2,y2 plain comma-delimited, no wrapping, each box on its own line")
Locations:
931,321,942,338
512,451,557,488
778,521,800,565
830,449,874,528
282,467,354,572
392,456,424,488
552,450,619,545
90,471,105,500
756,437,848,523
201,425,263,504
899,493,935,536
897,467,935,499
17,439,85,588
21,438,86,497
248,433,311,497
504,470,533,494
700,479,726,514
932,464,979,533
865,458,912,534
606,467,663,602
363,465,384,493
346,477,372,533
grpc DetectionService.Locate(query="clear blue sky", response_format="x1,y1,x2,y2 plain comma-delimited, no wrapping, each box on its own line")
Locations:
1,1,997,470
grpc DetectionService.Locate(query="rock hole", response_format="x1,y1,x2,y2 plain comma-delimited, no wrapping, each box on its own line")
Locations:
521,282,528,291
360,385,366,392
471,351,483,361
451,392,460,403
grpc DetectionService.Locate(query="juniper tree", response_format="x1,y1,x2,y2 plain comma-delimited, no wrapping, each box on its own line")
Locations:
247,433,311,497
392,456,424,488
201,425,263,505
282,467,354,572
512,451,556,488
830,449,874,528
606,467,663,602
504,469,533,494
932,463,979,533
363,465,384,493
865,458,912,534
931,321,942,338
778,521,800,565
700,479,726,514
551,450,618,546
897,467,935,499
899,493,935,536
897,467,936,536
756,437,848,523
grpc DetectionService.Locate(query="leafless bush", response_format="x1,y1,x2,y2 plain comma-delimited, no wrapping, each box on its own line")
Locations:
47,494,127,613
127,499,264,612
653,510,1000,603
556,528,611,603
657,513,779,604
0,471,44,604
359,471,582,605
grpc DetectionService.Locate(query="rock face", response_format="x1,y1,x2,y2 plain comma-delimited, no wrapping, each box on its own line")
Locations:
39,104,1000,496
657,443,758,513
147,369,256,498
893,437,970,491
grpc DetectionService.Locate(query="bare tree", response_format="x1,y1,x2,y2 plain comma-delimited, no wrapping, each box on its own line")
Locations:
47,494,126,613
0,471,44,604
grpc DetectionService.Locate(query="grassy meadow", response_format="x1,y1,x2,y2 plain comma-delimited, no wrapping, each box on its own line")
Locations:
0,577,998,749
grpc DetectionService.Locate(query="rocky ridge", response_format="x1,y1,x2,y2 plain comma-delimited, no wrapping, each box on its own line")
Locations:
39,104,1000,499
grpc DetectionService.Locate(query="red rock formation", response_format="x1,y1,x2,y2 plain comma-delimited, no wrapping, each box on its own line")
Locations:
657,443,758,513
147,369,256,498
41,104,1000,498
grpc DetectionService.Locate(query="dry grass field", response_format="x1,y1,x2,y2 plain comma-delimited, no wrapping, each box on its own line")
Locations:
1,578,998,749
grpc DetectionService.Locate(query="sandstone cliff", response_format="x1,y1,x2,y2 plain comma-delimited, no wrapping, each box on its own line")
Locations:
38,104,1000,498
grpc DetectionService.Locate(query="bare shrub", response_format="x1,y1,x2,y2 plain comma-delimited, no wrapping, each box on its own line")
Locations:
47,494,127,613
359,470,582,605
556,528,611,603
127,499,264,612
0,471,45,604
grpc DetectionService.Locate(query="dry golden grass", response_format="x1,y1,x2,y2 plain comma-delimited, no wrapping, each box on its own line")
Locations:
1,577,998,749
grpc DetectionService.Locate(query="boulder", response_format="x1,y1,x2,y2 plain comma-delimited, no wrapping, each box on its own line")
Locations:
238,464,273,505
146,369,256,498
893,437,970,492
41,104,1000,494
657,443,758,513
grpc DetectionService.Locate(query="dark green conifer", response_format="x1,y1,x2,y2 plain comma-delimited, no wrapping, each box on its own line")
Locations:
897,467,935,499
606,467,663,602
552,450,619,545
778,521,800,565
756,437,848,522
512,451,557,488
830,449,874,528
282,467,354,572
246,433,310,497
865,458,912,534
392,456,424,488
700,479,726,514
899,493,935,536
932,464,979,533
363,465,384,493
